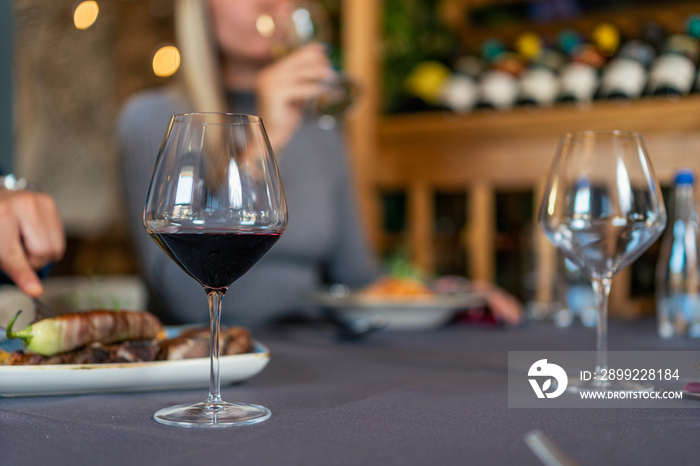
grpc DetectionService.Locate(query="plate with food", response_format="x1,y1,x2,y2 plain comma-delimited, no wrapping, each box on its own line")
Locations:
310,275,486,331
0,308,269,397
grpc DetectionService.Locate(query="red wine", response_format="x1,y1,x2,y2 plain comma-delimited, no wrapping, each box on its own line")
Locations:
150,230,281,290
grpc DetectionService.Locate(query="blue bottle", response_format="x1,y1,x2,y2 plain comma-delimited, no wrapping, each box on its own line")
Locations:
656,169,700,338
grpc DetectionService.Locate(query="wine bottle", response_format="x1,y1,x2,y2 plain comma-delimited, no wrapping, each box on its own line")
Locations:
592,22,621,58
556,29,603,104
439,55,481,113
402,60,452,112
640,20,667,53
476,39,521,110
515,32,563,107
648,15,700,98
599,22,656,101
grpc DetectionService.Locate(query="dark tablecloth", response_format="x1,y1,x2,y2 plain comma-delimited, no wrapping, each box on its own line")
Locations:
1,319,699,465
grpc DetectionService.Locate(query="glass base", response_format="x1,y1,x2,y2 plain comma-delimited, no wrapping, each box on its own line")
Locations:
154,401,271,428
567,377,654,393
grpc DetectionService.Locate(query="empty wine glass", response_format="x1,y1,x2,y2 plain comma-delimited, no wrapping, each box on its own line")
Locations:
144,113,287,427
538,131,666,392
257,0,360,129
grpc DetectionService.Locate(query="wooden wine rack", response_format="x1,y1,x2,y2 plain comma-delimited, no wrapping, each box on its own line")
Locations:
343,0,700,316
374,97,700,316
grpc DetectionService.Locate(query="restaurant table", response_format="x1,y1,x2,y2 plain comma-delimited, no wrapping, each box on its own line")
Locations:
2,318,699,466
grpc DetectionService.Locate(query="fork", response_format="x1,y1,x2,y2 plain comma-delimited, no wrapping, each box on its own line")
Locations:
32,298,57,319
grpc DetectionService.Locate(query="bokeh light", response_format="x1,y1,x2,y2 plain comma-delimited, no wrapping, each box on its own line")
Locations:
152,45,181,77
73,1,99,30
256,14,275,38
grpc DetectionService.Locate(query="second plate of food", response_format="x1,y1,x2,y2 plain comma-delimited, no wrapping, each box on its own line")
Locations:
309,278,486,331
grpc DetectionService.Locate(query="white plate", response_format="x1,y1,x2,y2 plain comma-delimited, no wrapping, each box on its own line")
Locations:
310,291,486,331
0,335,270,397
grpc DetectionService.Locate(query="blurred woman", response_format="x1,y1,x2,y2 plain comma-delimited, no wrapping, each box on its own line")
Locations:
117,0,379,328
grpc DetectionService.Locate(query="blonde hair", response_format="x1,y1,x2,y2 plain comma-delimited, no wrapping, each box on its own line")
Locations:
174,0,227,113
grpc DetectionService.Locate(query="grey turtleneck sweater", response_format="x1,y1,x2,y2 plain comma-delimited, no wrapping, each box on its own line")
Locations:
116,87,379,328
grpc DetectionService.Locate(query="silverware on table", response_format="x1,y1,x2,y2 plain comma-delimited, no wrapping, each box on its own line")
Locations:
524,430,582,466
32,298,57,318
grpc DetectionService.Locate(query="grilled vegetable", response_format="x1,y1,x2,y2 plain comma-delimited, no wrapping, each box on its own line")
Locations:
5,310,163,356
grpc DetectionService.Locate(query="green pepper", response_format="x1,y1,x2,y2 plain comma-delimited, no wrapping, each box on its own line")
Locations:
5,309,163,356
6,311,62,355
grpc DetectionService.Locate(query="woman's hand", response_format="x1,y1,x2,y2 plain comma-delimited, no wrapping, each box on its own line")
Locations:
256,42,335,153
0,190,65,297
471,280,524,326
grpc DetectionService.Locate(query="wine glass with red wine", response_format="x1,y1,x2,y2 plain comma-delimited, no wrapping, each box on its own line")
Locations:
144,113,287,427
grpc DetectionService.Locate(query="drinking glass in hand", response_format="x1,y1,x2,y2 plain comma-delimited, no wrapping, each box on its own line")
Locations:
144,113,287,427
539,131,666,392
258,0,360,128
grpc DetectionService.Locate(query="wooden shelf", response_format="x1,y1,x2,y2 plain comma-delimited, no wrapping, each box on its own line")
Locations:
444,1,699,53
375,96,700,188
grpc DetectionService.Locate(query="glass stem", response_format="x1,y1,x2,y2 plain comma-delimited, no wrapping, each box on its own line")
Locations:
206,289,225,405
591,278,612,377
